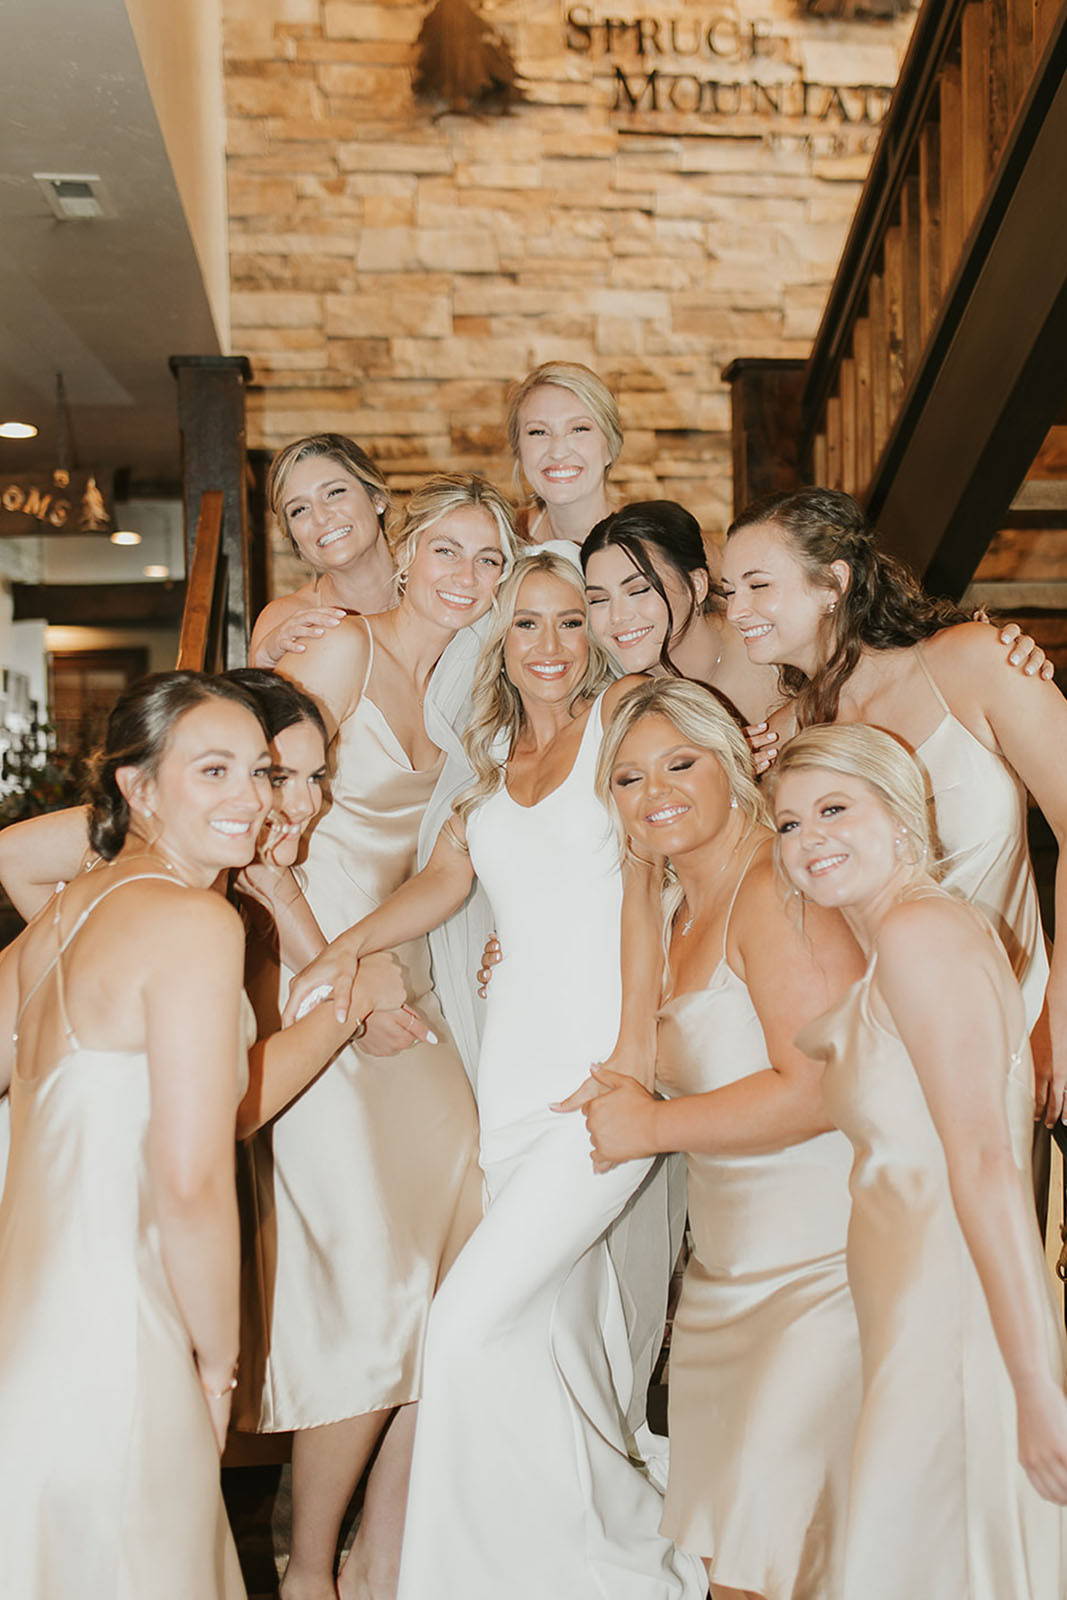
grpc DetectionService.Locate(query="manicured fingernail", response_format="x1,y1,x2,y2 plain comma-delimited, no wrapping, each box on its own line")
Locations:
425,1030,438,1045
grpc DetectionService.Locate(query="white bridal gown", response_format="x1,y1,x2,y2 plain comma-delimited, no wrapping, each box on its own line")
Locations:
397,693,705,1600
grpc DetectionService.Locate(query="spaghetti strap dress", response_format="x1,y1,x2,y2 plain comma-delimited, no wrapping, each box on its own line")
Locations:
798,900,1067,1599
0,876,247,1600
396,692,705,1600
236,617,482,1430
657,846,860,1597
912,642,1048,1027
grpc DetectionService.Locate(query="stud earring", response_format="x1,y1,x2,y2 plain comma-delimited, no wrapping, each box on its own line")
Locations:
729,795,738,809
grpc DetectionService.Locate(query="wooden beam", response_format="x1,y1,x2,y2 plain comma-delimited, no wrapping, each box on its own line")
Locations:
11,580,185,628
966,580,1067,609
720,359,807,515
869,12,1067,595
170,355,253,668
177,491,225,672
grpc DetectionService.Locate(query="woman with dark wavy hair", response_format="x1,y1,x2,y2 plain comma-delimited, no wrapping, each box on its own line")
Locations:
721,487,1067,1126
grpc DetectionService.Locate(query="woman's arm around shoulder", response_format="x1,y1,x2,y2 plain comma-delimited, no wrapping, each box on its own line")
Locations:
249,591,347,670
0,805,93,922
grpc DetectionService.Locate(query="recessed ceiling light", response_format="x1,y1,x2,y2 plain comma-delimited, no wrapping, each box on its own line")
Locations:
0,421,38,439
143,564,170,578
110,529,142,546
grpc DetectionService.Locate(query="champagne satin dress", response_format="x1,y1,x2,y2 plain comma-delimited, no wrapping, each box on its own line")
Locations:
0,876,246,1600
236,620,481,1430
656,850,860,1597
911,644,1048,1027
798,902,1067,1600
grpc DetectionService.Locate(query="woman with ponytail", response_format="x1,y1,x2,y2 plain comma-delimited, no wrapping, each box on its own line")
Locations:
0,671,272,1598
721,487,1067,1126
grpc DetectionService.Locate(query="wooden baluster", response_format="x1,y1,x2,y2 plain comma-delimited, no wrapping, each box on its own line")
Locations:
869,270,891,463
884,224,907,419
1006,0,1035,107
826,394,843,491
987,0,1013,164
918,120,943,341
839,356,858,496
813,432,828,487
899,171,923,382
853,316,874,494
1034,0,1060,52
961,1,992,232
939,54,965,293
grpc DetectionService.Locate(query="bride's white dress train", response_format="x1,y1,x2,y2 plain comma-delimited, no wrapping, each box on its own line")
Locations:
397,694,705,1599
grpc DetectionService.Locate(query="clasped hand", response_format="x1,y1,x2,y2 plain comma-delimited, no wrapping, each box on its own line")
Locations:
552,1060,659,1174
284,944,436,1054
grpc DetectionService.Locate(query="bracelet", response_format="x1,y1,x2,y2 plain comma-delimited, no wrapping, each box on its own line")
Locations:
200,1366,238,1400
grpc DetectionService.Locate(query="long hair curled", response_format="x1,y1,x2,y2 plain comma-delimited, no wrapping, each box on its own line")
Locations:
727,488,970,727
85,672,268,860
455,551,616,822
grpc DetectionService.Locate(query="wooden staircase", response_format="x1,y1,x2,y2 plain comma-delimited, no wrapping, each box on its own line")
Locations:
727,0,1067,607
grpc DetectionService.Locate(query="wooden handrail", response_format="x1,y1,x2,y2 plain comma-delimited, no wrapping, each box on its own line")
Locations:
176,490,225,671
792,0,1067,595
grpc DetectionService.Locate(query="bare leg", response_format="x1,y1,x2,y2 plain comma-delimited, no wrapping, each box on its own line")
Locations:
280,1411,392,1600
337,1403,417,1600
711,1584,764,1600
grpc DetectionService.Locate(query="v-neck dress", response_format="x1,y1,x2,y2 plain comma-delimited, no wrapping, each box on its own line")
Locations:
236,619,481,1430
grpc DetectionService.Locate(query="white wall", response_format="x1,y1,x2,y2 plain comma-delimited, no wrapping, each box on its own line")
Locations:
123,0,231,349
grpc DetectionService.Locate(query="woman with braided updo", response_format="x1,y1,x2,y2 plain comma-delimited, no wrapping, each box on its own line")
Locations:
721,487,1067,1127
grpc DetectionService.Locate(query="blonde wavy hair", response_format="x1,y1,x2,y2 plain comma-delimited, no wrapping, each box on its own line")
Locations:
595,678,769,949
504,362,624,499
455,551,617,822
267,433,390,555
769,722,940,880
389,472,520,591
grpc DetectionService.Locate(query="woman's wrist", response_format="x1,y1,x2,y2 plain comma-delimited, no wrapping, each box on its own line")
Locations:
196,1358,238,1399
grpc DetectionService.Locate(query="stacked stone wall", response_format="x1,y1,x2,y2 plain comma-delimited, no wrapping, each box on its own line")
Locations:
222,0,915,590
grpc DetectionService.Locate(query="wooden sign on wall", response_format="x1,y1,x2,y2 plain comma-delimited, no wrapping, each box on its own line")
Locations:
0,470,111,536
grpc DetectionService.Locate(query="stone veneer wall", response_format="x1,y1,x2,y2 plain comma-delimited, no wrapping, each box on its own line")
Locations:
222,0,916,592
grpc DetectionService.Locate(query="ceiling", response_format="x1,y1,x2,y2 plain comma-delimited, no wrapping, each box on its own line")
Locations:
0,0,221,482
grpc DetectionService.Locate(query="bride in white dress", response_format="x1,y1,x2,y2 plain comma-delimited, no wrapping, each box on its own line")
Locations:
288,551,705,1600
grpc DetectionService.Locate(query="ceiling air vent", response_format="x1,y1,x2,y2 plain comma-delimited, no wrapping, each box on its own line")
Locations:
34,173,114,221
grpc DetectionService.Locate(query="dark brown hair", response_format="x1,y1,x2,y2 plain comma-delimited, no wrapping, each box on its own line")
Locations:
581,501,719,678
727,488,969,726
86,673,269,859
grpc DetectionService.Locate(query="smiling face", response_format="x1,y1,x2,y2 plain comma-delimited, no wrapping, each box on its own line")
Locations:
609,712,737,860
279,454,386,573
503,568,590,708
584,542,703,671
263,717,328,867
130,698,273,877
516,384,612,511
774,766,901,911
402,506,507,632
722,522,836,675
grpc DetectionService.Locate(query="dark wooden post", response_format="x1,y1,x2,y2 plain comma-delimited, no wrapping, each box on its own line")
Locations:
721,359,808,519
169,354,253,667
